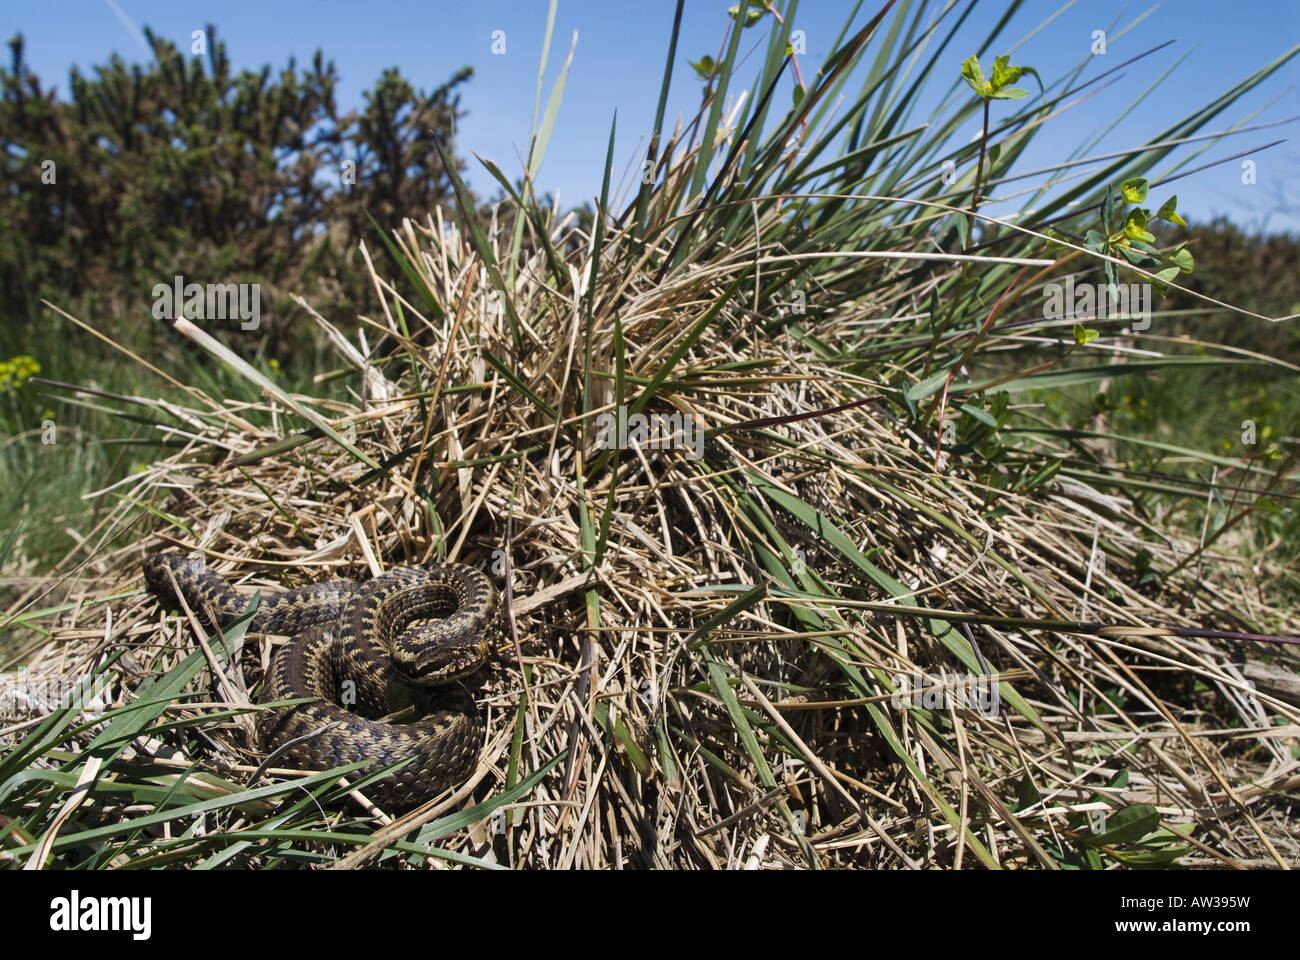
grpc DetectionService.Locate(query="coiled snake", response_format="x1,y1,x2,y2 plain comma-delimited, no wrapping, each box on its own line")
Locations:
143,553,503,809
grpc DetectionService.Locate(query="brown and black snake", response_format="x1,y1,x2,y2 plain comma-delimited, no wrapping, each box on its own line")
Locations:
142,553,504,809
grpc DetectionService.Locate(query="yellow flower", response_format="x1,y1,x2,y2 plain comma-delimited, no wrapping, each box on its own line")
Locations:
0,355,40,392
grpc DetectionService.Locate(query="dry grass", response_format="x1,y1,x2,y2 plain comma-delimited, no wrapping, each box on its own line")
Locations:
4,201,1297,869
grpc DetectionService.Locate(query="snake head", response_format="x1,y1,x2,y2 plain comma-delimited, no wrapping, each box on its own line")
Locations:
370,564,501,686
142,552,207,600
406,633,492,684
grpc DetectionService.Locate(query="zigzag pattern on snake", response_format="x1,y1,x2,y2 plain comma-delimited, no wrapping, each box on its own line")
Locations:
142,553,504,809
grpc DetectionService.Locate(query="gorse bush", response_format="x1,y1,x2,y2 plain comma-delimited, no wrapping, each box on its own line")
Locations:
0,25,470,360
0,25,480,568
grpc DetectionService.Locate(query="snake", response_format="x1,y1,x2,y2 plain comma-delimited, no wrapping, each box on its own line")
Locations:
142,552,504,809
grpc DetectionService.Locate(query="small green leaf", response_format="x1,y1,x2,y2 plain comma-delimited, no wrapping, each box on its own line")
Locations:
1073,324,1100,345
1117,245,1159,268
1119,177,1149,204
1153,265,1180,296
1019,457,1063,491
1013,775,1042,813
1122,208,1155,244
1081,804,1161,847
728,4,766,27
959,402,998,428
991,54,1022,89
961,55,987,97
1169,245,1194,273
1112,846,1191,867
690,56,715,79
1155,194,1186,226
907,369,951,402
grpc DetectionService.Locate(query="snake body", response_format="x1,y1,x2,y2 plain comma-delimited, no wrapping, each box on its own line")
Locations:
142,553,503,808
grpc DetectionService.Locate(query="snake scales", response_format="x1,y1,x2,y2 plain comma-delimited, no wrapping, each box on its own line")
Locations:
142,553,504,809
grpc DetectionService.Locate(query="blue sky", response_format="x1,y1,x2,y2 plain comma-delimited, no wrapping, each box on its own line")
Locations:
9,1,1300,233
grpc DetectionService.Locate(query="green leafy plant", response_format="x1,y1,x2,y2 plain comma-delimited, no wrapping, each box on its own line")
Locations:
1083,177,1195,295
960,54,1034,232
